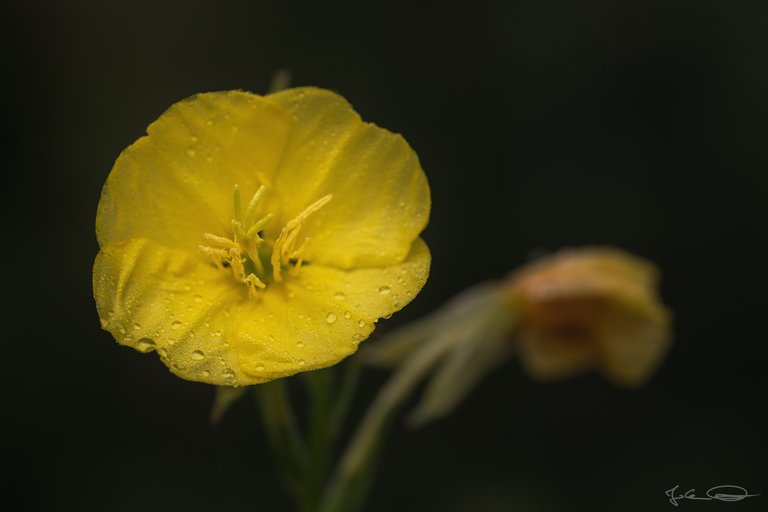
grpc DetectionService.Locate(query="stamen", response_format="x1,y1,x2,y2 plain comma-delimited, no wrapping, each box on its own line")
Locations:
200,187,329,296
245,274,266,299
286,194,333,230
271,227,288,282
290,238,311,276
203,233,240,249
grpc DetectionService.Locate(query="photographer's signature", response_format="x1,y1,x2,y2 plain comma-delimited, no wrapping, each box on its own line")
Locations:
666,485,760,506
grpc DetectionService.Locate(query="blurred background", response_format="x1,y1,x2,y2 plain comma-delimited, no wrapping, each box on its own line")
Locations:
3,0,767,510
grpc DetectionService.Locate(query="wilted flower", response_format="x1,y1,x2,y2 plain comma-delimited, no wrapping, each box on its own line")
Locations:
506,247,671,386
366,246,671,427
93,87,431,386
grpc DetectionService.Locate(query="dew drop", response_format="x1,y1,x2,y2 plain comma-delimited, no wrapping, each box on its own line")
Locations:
136,338,156,351
222,369,236,382
334,291,346,300
201,370,210,378
326,312,337,324
298,359,306,366
206,119,213,126
171,320,182,329
133,322,141,330
190,135,198,143
296,341,305,348
394,302,401,308
213,330,222,337
353,333,364,341
255,364,265,371
157,348,168,358
186,148,197,157
378,286,392,295
191,350,205,361
358,320,366,328
396,276,405,284
344,311,351,319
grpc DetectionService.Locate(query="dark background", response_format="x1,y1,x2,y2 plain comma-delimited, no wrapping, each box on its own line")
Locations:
3,0,766,510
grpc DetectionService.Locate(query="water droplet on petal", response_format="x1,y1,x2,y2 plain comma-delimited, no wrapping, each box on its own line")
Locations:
326,313,337,324
255,364,265,371
296,342,305,348
334,292,346,300
201,370,210,378
186,148,196,157
378,286,391,295
136,338,156,351
298,359,306,366
358,320,366,328
193,294,203,303
191,350,205,361
353,333,364,341
171,320,182,329
344,311,351,319
222,369,236,382
133,322,141,330
157,348,168,358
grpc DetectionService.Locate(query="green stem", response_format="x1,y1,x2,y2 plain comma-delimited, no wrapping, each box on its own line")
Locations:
303,369,334,509
257,380,311,511
320,333,457,512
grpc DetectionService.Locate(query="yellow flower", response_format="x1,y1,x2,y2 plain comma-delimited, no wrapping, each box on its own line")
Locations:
93,87,431,386
506,247,671,386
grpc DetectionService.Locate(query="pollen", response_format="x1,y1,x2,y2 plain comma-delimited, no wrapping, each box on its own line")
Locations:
199,184,332,298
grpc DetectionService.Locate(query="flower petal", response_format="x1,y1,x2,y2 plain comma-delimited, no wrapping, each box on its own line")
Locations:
94,238,250,385
516,332,598,381
96,91,290,251
94,237,430,386
263,87,430,268
233,238,431,380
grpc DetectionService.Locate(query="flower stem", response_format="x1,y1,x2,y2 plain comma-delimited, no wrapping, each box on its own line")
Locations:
256,380,310,511
320,333,458,512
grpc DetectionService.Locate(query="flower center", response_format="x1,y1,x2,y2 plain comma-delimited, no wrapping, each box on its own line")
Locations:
199,184,332,298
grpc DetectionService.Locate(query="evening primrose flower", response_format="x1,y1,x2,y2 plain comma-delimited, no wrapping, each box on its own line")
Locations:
93,87,431,386
507,247,671,387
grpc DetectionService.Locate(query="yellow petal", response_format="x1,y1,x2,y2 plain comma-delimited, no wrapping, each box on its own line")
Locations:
94,238,246,385
96,91,290,251
234,238,431,380
263,87,430,268
94,237,430,386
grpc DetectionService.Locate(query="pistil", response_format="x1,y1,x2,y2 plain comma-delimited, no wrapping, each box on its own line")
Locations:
199,184,332,298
